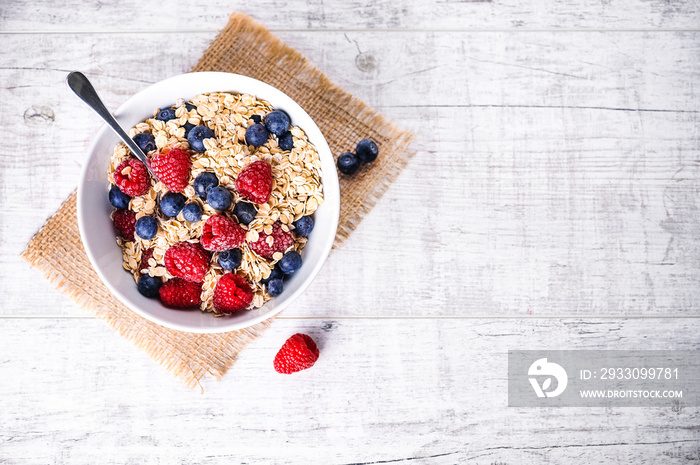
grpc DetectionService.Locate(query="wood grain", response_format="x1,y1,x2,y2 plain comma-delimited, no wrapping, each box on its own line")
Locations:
1,0,699,32
1,317,698,464
2,3,700,463
2,32,698,316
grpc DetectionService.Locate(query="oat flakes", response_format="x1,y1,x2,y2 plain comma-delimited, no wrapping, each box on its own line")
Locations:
109,93,324,314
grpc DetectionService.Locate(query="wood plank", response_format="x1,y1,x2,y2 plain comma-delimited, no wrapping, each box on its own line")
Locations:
2,31,699,317
4,31,699,111
0,317,698,464
2,0,700,32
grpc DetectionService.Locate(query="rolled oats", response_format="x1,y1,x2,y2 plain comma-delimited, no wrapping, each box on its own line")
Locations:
109,92,324,314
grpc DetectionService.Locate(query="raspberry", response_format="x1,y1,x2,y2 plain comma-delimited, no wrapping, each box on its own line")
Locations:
139,248,154,272
212,273,254,314
248,222,294,259
112,209,136,241
159,278,202,309
274,333,319,374
114,159,150,196
151,147,192,192
164,242,210,282
236,161,272,204
201,215,246,252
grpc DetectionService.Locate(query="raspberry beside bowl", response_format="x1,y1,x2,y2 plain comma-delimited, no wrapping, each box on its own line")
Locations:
77,72,340,333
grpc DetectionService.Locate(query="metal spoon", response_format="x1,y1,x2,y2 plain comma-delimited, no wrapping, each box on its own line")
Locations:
67,71,160,181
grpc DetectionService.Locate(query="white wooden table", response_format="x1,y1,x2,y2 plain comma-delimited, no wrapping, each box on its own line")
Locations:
2,2,699,463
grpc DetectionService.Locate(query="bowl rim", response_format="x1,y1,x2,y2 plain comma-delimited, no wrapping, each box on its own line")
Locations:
77,71,340,333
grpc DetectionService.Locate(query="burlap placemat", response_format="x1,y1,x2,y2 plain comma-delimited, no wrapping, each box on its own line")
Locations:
21,12,415,389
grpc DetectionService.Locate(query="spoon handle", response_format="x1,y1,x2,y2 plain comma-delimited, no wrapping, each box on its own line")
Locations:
66,71,159,181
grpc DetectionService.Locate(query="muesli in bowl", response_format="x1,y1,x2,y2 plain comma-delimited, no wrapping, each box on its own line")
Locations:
108,92,323,316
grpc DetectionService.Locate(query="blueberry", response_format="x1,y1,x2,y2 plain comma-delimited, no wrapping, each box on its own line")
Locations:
250,114,262,124
156,108,177,121
135,215,158,239
108,185,131,209
187,125,215,153
278,251,302,275
264,110,291,136
245,123,269,147
267,278,284,296
356,138,379,163
183,122,195,138
137,274,162,298
218,248,242,270
185,103,197,112
193,172,219,199
132,133,156,153
182,203,203,223
337,152,360,175
207,186,232,211
260,266,284,285
278,131,294,151
233,202,257,225
160,192,186,217
293,216,314,237
134,216,158,240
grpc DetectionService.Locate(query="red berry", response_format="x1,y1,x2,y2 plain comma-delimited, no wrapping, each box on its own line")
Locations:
140,248,154,272
114,159,150,196
159,278,202,309
151,147,192,192
274,333,319,374
236,161,272,204
164,242,210,282
201,215,246,252
112,209,136,241
212,273,254,314
248,222,294,259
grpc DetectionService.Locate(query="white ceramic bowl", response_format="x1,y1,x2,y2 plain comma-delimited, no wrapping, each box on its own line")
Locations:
77,72,340,333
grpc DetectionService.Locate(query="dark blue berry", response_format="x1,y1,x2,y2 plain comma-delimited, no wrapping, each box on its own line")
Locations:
278,131,294,151
267,278,284,296
135,215,158,239
251,114,262,124
293,216,314,237
182,203,203,222
356,138,379,163
218,248,242,270
337,152,360,175
108,185,131,209
193,172,219,199
132,133,156,153
187,125,215,153
260,266,284,285
245,123,269,147
138,274,162,298
233,202,257,225
278,251,302,275
160,192,186,217
183,122,195,137
264,110,291,136
207,186,232,211
185,103,197,112
156,108,177,121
